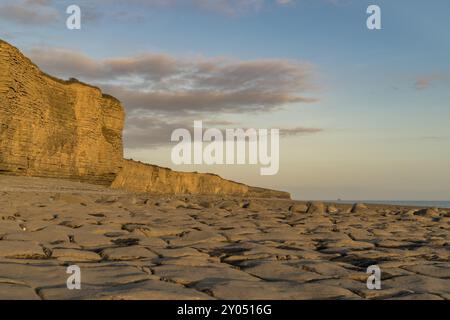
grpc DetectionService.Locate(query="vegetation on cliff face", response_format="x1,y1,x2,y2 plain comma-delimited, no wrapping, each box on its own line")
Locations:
0,40,290,198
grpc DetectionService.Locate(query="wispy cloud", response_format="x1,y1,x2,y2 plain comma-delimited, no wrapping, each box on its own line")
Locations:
124,116,322,149
124,117,237,148
0,0,59,25
97,0,292,16
414,74,450,90
124,117,189,149
0,0,341,27
417,136,450,141
281,127,323,136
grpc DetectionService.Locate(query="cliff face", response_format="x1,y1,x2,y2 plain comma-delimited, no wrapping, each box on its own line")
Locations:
0,40,124,185
111,160,249,195
111,160,291,198
0,40,290,199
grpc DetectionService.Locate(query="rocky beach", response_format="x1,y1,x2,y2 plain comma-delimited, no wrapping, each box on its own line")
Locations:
0,175,449,300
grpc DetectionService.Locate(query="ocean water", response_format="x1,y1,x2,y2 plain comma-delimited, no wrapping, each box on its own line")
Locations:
334,200,450,209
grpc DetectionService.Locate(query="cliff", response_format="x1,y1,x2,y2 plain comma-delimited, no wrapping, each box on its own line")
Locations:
111,160,248,195
0,40,290,199
111,160,290,198
0,40,124,185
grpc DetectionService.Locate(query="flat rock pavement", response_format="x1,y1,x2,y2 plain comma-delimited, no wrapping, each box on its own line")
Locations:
0,176,448,300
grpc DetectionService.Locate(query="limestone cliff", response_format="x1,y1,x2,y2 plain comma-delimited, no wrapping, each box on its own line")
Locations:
0,40,124,185
0,40,290,199
111,160,290,198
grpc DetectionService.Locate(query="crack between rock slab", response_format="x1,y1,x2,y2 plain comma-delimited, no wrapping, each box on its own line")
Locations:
397,266,449,280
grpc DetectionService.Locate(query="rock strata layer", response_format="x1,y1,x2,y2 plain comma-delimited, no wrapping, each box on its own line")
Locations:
111,160,291,198
0,40,124,185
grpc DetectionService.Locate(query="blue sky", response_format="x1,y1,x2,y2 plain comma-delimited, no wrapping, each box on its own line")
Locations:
1,0,449,200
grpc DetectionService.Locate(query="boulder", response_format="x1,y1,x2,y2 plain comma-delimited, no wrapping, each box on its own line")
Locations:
289,204,308,213
327,205,339,214
414,208,441,218
351,203,369,213
307,202,325,214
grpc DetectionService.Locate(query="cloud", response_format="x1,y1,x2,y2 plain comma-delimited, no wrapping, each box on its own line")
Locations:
96,0,291,16
417,136,450,141
28,47,103,78
0,0,341,27
124,117,322,149
103,85,317,115
124,117,187,149
27,45,321,149
414,74,450,90
192,0,265,15
281,127,323,136
25,0,52,5
115,0,342,14
0,0,59,25
276,0,293,4
124,117,241,148
28,46,319,115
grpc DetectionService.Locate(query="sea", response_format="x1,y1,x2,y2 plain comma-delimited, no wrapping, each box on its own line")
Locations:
333,200,450,209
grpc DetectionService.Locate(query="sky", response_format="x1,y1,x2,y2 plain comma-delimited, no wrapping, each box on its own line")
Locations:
1,0,449,200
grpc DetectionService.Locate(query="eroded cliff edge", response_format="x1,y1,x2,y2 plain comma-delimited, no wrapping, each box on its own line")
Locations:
0,40,290,199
